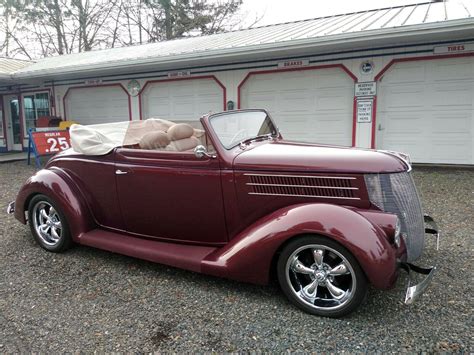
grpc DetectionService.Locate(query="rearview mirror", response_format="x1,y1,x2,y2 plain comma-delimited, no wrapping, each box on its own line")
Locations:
194,145,216,159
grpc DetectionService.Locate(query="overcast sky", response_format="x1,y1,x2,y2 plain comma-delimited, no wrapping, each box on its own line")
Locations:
240,0,428,26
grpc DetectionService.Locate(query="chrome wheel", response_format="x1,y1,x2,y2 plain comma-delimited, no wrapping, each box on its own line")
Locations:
32,201,63,246
285,244,356,311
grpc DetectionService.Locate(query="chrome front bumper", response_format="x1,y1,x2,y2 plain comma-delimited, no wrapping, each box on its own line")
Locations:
7,201,15,214
401,214,439,305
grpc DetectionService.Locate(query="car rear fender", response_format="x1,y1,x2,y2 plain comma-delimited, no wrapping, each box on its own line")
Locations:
202,203,398,289
14,167,95,241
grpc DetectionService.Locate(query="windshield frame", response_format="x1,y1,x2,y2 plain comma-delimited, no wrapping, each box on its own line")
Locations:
208,109,279,150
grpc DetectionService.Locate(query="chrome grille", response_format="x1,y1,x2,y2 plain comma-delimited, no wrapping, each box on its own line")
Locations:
245,173,360,200
365,172,424,261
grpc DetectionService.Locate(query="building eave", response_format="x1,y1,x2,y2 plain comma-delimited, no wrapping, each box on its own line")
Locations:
10,18,474,81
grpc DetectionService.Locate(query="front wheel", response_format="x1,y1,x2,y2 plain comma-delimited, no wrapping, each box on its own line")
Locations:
28,194,73,252
277,235,367,317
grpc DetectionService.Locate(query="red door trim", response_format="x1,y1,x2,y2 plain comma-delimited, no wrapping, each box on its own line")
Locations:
137,75,227,120
371,52,474,149
63,83,132,121
237,64,358,147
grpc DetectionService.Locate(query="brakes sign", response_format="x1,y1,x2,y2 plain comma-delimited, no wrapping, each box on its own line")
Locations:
32,131,71,156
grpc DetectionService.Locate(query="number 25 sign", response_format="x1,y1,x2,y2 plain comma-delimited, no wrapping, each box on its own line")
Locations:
31,131,71,156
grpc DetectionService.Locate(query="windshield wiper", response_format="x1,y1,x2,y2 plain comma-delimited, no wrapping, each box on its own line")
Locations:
239,133,275,148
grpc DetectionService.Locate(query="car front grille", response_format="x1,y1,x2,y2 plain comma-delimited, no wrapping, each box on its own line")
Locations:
365,172,425,261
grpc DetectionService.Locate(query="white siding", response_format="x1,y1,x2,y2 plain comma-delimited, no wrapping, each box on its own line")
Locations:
141,79,223,121
65,86,129,124
240,68,354,146
377,57,474,164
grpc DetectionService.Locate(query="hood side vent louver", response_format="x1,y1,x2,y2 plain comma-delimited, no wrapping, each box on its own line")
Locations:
245,173,359,200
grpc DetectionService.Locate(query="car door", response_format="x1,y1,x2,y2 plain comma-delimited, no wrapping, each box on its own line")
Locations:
114,148,228,244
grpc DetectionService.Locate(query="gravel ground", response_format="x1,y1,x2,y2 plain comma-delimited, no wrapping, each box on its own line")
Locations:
0,161,472,352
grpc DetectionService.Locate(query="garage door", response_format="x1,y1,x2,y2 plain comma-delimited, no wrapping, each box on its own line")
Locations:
65,86,129,124
141,78,224,121
239,68,354,146
377,56,474,164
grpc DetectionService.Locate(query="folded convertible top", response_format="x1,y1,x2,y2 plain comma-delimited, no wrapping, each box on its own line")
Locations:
69,118,175,155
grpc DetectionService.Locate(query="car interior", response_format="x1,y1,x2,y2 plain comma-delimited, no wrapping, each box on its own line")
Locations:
125,119,216,153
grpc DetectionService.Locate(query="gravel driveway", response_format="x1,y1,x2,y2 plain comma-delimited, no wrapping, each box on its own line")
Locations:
0,161,472,352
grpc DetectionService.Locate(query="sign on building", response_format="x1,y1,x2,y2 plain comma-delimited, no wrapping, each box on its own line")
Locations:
433,43,474,54
357,100,373,123
355,82,376,97
278,59,309,69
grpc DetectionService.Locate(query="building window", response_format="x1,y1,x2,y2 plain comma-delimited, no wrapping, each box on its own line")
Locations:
23,92,50,133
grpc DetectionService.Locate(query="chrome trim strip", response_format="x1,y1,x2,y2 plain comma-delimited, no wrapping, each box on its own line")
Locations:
248,192,360,200
244,173,356,180
246,183,358,190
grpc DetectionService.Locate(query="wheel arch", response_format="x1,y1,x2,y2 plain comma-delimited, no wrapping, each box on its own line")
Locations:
202,203,399,289
14,168,96,241
268,231,371,286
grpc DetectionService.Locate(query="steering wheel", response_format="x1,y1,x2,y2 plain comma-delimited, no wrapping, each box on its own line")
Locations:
229,129,248,145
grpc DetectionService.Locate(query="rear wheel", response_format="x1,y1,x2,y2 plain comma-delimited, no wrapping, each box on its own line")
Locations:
277,235,367,317
28,194,73,252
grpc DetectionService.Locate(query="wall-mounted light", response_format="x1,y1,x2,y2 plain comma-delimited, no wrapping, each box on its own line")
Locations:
227,100,235,111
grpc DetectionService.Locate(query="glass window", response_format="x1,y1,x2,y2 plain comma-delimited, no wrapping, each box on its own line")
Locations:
209,111,277,149
23,92,50,133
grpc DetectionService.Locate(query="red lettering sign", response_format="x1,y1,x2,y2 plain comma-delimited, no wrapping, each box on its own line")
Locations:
448,45,465,52
32,130,71,156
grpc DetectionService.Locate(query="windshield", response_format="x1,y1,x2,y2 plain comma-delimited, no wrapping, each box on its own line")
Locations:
209,111,278,149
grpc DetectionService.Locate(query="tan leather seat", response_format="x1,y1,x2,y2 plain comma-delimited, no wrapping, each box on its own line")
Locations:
167,123,200,151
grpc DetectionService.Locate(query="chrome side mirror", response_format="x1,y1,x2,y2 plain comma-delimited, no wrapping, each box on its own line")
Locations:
194,145,216,159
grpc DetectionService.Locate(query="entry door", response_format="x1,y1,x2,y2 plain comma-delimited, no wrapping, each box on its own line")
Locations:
5,95,22,151
114,148,228,244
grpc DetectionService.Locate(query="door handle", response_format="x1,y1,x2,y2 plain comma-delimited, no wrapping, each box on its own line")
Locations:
378,124,384,131
115,169,128,175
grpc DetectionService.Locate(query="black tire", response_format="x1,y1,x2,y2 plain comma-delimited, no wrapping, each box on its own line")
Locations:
277,235,367,318
28,194,73,252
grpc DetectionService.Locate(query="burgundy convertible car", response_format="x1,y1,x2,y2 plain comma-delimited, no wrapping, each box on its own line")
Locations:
8,109,438,317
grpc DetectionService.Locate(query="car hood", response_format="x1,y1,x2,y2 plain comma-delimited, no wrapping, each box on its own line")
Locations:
233,140,408,174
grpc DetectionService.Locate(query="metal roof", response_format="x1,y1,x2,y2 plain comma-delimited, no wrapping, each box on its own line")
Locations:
11,1,474,79
0,57,32,80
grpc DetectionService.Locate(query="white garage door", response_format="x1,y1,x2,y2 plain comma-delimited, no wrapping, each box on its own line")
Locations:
141,78,224,121
377,57,474,164
65,86,129,124
240,68,354,146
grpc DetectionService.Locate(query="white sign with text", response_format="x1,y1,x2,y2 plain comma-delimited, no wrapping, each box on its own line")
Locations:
357,100,373,123
355,82,376,97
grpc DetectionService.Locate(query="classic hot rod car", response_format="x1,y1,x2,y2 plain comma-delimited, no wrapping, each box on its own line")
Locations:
8,109,438,317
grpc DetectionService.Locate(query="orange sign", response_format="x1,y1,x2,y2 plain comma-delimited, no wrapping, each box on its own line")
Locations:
31,130,71,156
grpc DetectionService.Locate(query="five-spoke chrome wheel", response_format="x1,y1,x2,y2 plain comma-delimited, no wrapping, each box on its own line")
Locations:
278,235,367,317
28,195,72,252
32,201,62,246
286,244,355,310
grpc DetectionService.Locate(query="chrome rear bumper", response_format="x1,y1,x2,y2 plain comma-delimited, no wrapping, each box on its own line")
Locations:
7,201,15,214
401,214,439,305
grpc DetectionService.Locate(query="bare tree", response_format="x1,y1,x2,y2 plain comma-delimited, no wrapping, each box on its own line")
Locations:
0,0,247,59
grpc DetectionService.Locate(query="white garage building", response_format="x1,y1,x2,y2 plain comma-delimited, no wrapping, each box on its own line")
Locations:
1,1,473,164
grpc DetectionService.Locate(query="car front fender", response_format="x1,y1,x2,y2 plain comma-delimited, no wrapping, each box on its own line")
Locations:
14,167,95,241
202,203,398,289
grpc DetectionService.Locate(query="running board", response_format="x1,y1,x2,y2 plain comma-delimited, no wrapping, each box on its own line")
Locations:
78,229,217,273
